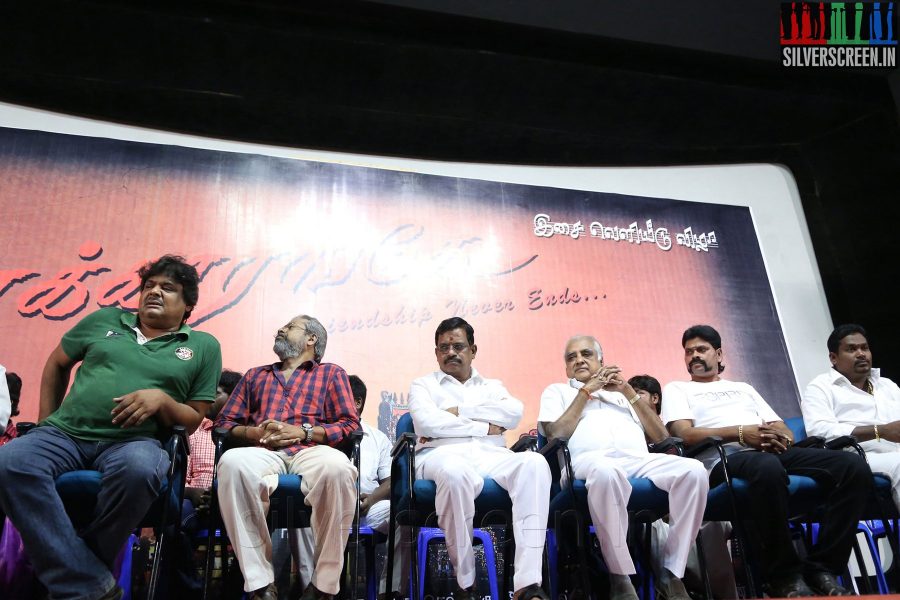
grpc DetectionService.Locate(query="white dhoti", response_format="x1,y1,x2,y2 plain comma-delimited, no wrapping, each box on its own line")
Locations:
571,451,708,577
417,442,551,591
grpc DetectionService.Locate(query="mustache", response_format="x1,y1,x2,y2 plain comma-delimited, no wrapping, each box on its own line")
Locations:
690,358,705,366
444,357,462,365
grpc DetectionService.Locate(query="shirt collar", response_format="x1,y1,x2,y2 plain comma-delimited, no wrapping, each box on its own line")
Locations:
828,367,881,386
437,367,483,385
264,359,319,372
199,417,215,431
119,310,191,340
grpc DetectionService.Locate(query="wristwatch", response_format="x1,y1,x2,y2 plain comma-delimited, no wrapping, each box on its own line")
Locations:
301,423,314,442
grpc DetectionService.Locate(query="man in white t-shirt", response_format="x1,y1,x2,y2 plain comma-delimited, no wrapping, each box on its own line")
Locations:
662,324,871,598
802,324,900,510
538,336,708,600
409,317,551,600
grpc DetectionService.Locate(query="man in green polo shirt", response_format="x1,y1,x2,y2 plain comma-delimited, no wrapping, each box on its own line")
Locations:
0,255,221,600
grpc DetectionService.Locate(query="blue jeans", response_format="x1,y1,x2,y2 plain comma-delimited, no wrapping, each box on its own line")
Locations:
0,425,168,600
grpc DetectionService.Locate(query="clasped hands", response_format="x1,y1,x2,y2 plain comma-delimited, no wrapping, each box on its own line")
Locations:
248,420,305,448
582,365,628,395
742,423,793,454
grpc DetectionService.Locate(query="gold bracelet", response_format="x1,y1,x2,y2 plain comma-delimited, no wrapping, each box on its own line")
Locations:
628,394,640,405
875,424,881,442
738,424,746,446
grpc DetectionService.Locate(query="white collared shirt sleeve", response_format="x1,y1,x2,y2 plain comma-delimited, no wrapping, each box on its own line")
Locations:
0,365,10,430
456,380,523,430
802,375,857,439
409,376,490,439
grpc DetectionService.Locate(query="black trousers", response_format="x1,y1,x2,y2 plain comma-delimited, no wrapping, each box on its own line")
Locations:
711,446,872,579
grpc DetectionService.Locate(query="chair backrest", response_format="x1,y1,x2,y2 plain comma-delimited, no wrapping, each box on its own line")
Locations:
390,413,415,509
784,416,808,442
396,412,414,437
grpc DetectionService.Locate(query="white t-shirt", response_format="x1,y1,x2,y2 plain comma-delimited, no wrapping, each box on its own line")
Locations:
538,379,648,461
360,422,391,495
803,368,900,455
661,379,781,428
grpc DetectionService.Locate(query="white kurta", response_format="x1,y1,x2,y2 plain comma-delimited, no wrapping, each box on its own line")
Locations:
409,368,551,591
538,380,708,577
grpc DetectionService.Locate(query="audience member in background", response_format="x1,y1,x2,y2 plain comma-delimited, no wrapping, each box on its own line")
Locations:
803,324,900,510
0,255,222,600
663,324,869,597
0,372,21,446
184,368,243,506
409,317,551,600
540,337,707,600
215,314,359,600
628,374,663,416
170,368,245,596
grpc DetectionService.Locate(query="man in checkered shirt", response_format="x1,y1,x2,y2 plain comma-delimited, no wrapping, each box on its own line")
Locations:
215,314,359,600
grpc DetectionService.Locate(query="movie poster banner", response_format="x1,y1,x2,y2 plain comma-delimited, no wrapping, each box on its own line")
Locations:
0,127,799,439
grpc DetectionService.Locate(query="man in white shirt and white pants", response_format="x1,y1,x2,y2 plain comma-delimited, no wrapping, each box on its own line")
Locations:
802,323,900,509
539,335,707,600
409,317,551,600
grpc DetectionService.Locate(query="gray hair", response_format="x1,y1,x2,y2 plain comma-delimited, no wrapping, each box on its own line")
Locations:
301,315,328,362
564,335,603,361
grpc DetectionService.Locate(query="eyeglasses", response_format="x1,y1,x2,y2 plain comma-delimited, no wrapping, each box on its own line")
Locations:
275,322,307,337
437,343,469,354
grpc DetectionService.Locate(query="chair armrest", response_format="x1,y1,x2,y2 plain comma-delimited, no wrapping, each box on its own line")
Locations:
164,425,190,461
510,434,537,453
538,436,569,458
649,436,684,455
390,432,417,459
16,422,37,436
684,435,724,459
825,435,858,450
349,429,364,470
795,435,825,448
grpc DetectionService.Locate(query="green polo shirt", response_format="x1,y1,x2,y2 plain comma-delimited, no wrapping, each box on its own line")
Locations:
42,307,222,442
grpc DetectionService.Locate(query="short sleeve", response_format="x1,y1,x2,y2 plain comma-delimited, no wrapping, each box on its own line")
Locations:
537,384,566,435
61,308,113,361
660,382,695,426
185,334,222,403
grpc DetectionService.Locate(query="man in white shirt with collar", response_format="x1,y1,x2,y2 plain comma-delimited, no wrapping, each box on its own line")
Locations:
409,317,551,600
663,324,870,598
803,323,900,509
539,335,707,600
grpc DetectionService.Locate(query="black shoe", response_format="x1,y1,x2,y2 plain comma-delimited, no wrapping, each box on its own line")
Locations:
805,571,853,596
454,585,476,600
514,583,550,600
766,573,815,597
